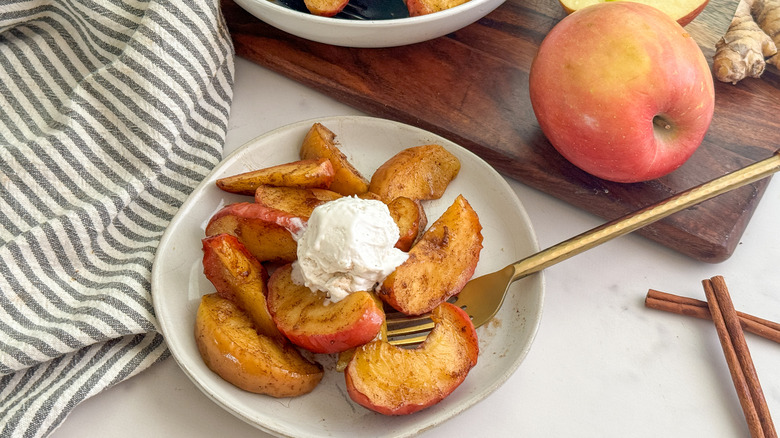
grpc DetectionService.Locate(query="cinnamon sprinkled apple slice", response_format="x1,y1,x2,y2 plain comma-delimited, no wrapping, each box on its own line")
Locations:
344,302,479,415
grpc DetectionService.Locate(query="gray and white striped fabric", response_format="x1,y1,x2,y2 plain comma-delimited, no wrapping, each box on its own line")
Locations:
0,1,235,436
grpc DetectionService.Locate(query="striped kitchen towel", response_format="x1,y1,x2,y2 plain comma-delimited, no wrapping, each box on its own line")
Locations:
0,0,234,437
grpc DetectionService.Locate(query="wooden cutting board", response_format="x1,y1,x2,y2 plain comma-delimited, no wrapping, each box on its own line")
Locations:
221,0,780,263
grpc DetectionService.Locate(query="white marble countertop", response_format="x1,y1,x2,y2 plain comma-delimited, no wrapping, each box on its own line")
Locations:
50,57,780,438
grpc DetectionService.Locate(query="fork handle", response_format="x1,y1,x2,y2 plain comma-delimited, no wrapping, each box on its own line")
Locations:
510,151,780,282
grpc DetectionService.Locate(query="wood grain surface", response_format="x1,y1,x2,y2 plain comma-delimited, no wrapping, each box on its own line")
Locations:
221,0,780,263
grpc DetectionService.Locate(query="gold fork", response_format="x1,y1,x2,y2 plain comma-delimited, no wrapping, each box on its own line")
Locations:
386,152,780,346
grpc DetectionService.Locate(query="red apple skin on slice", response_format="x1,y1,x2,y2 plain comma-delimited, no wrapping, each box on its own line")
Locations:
266,264,385,354
344,302,479,415
201,233,284,342
253,184,342,235
205,202,299,263
675,0,710,26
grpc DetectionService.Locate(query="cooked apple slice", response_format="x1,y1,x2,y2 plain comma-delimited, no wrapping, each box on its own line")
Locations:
254,185,342,218
558,0,710,26
406,0,470,16
368,144,461,203
201,234,284,342
304,0,349,16
215,158,335,196
205,202,298,263
253,185,342,235
195,293,323,397
344,302,479,415
357,191,381,200
379,194,483,315
354,193,425,250
266,264,385,354
386,196,427,252
299,123,369,196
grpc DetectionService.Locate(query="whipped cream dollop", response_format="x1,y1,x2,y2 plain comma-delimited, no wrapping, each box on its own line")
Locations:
291,196,409,302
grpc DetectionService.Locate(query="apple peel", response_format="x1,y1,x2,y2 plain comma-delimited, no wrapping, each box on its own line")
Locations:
344,302,479,415
205,202,300,262
201,233,284,342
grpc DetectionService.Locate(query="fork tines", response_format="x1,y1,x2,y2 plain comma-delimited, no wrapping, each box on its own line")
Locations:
386,313,435,336
384,297,467,346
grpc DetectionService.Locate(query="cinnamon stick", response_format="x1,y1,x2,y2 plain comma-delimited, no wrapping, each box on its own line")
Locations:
703,276,777,438
645,289,780,344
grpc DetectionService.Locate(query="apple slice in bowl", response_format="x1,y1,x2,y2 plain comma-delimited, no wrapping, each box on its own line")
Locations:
344,302,479,415
266,263,385,354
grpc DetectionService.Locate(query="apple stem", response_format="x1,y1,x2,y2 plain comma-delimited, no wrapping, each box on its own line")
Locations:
653,116,672,131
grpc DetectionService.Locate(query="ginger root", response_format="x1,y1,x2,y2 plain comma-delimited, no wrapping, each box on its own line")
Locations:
713,0,777,84
754,0,780,67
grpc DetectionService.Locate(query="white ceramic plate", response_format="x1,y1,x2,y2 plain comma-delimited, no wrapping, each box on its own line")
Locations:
152,116,544,438
233,0,505,48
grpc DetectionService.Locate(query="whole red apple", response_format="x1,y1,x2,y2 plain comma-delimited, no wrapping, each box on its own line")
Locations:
529,2,715,183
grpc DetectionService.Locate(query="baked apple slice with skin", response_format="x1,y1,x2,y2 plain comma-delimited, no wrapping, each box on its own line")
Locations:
303,0,349,16
386,196,427,252
201,233,283,342
253,184,343,235
266,264,385,354
368,144,461,203
205,202,298,263
379,194,483,315
215,158,335,196
406,0,470,16
195,293,323,398
345,302,479,415
299,123,370,196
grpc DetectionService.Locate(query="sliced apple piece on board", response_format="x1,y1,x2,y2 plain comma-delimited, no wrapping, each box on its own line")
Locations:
205,202,298,263
299,123,369,196
557,0,710,26
344,302,479,415
215,158,335,196
386,196,427,252
195,293,323,398
267,264,385,354
368,144,461,203
379,194,483,315
201,234,284,342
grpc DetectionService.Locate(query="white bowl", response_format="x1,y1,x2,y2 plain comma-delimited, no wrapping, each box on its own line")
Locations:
233,0,506,48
